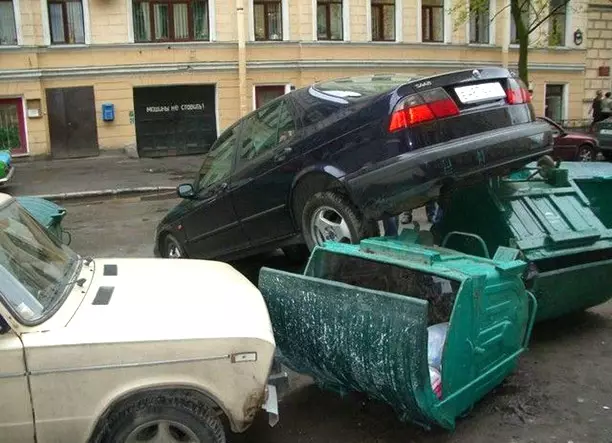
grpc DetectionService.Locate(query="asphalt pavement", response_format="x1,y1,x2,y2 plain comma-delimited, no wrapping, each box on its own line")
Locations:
60,196,612,443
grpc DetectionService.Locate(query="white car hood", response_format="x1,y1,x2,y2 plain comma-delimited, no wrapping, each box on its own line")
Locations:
65,258,275,345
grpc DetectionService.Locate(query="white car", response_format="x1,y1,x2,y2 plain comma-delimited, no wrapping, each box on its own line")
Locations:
0,193,282,443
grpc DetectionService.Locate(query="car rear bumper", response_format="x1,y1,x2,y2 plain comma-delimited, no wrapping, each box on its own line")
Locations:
345,120,553,220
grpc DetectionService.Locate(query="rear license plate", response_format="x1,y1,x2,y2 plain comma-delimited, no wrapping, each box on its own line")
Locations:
600,129,612,135
454,82,506,104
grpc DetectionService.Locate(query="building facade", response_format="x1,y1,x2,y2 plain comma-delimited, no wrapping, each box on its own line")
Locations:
585,0,612,114
0,0,588,158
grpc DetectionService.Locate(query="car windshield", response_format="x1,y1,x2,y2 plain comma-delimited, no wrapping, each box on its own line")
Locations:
312,74,418,102
0,199,80,323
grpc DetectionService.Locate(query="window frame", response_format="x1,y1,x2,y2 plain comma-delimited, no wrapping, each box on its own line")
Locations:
317,0,343,41
253,0,282,41
421,0,444,43
0,0,18,45
132,0,210,43
47,0,86,45
371,0,395,42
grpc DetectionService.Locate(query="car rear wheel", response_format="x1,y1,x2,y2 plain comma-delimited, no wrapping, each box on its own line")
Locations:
98,392,225,443
164,234,186,259
578,144,596,162
301,191,378,251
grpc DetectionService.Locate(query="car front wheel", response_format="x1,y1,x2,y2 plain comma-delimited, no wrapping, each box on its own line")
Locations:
98,392,225,443
163,234,186,259
301,191,378,251
578,144,596,162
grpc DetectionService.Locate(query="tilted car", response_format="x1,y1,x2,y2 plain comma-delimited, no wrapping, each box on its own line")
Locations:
0,193,282,443
154,67,553,262
536,116,599,162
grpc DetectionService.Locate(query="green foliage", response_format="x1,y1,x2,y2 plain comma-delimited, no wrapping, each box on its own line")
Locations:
0,125,19,152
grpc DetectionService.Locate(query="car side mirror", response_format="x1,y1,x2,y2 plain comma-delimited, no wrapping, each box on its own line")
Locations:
177,183,195,199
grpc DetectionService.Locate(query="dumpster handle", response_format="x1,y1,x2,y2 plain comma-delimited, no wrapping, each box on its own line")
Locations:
522,291,538,349
441,231,490,259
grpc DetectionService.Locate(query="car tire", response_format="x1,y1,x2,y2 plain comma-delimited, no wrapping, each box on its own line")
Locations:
282,244,310,263
163,234,186,259
98,391,225,443
301,191,378,251
577,144,596,162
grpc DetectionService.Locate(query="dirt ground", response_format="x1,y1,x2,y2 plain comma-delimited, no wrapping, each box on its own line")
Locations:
61,196,612,443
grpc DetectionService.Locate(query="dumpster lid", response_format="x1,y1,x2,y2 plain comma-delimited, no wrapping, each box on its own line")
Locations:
307,235,526,281
489,179,612,255
16,196,67,229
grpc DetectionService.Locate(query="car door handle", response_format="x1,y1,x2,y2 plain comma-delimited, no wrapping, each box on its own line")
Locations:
274,147,293,163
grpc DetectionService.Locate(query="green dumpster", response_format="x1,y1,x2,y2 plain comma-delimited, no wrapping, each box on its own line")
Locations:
16,196,70,244
435,162,612,322
259,235,536,430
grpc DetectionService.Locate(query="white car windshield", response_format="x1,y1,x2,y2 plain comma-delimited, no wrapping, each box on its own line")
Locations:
0,199,79,323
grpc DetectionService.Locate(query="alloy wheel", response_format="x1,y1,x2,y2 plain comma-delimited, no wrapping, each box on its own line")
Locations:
310,205,352,246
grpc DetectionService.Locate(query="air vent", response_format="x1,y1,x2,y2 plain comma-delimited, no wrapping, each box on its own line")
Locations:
92,286,114,305
103,264,118,276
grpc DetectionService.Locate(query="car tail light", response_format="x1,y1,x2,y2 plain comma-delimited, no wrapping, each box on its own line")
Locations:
389,88,459,132
506,78,531,105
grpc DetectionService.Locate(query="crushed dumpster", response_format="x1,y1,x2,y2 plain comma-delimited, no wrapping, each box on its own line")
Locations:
435,161,612,322
259,235,537,430
17,196,71,244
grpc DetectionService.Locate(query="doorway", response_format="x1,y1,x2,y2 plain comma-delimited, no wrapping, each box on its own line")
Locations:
544,84,566,122
133,85,217,158
45,86,100,159
0,98,27,156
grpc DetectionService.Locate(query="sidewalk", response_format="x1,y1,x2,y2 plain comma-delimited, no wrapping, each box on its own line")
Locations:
7,150,203,199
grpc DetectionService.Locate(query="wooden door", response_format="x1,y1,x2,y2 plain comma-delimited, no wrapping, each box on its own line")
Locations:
0,98,27,156
46,86,99,159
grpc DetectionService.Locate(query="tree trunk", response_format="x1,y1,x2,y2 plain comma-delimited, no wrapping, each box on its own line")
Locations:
511,0,529,85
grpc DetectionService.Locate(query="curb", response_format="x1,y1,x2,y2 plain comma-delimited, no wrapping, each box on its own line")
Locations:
30,186,176,201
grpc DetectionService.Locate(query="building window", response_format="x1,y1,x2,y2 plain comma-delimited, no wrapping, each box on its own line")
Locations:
254,0,282,40
510,5,529,44
545,84,565,122
548,0,566,46
132,0,209,42
469,0,489,44
422,0,443,42
0,0,17,45
48,0,85,44
371,0,395,41
317,0,343,40
255,85,285,108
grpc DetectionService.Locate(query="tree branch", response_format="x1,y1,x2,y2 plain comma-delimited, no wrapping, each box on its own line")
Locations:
488,3,511,22
528,0,571,34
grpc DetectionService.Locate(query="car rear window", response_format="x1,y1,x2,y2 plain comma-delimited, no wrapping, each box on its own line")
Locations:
311,74,418,103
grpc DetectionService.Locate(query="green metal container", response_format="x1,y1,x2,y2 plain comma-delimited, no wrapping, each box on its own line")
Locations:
435,162,612,322
16,196,70,244
259,235,536,430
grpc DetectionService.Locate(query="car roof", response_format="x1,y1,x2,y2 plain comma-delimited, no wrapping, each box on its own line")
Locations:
0,193,12,205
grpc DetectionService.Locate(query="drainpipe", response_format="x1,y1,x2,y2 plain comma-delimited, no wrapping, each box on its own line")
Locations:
236,0,248,117
501,0,510,69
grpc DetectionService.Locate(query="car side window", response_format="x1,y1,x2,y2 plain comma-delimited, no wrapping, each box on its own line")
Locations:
238,100,296,162
196,124,239,192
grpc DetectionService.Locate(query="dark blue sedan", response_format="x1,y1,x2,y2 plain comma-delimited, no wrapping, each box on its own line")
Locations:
154,68,553,261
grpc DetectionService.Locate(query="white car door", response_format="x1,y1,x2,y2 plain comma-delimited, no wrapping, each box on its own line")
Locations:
0,327,34,442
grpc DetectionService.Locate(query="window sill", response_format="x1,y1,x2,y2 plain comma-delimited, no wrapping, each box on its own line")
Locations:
467,43,495,47
0,45,21,50
46,43,89,49
419,41,449,45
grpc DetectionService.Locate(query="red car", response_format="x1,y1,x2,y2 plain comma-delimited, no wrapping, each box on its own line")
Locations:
537,116,599,161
